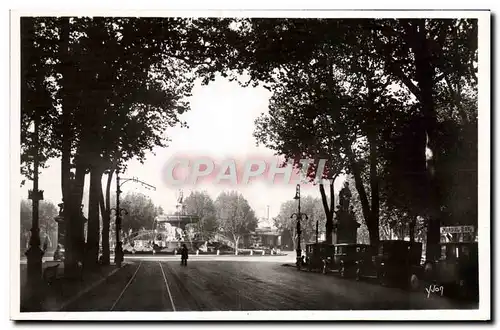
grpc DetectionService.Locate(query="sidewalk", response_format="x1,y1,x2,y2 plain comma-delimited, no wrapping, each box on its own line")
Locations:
20,261,127,312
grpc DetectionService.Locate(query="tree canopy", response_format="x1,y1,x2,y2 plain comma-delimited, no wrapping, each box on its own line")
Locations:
119,192,160,233
207,18,478,249
183,191,218,240
214,191,259,249
274,196,326,249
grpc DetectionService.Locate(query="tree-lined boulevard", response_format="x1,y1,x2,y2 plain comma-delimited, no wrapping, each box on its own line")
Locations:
18,15,484,316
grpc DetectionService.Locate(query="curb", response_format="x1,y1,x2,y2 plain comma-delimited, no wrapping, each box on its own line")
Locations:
57,264,128,311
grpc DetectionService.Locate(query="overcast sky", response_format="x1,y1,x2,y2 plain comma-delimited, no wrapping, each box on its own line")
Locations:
20,76,345,226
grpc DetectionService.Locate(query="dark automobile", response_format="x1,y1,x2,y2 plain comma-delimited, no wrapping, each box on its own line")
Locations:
332,243,375,278
424,242,478,300
302,242,335,273
53,244,65,261
356,240,423,291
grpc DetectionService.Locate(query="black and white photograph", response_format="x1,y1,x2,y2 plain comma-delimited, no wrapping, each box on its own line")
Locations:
9,9,490,321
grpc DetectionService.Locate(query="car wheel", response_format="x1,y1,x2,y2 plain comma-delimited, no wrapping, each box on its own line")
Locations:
409,273,420,291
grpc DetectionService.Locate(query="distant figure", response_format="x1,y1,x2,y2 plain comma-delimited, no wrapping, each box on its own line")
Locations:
180,244,188,266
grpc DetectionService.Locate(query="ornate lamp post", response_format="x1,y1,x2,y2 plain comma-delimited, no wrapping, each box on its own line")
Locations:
111,206,128,267
291,184,308,269
113,167,156,267
25,112,44,285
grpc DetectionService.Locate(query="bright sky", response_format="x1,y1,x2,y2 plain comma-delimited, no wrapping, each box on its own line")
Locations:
20,76,345,226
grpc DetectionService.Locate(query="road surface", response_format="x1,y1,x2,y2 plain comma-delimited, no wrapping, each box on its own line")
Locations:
62,256,479,311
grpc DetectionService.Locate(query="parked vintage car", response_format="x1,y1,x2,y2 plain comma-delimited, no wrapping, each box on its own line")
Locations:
332,243,375,278
355,240,423,291
424,242,478,300
302,242,335,273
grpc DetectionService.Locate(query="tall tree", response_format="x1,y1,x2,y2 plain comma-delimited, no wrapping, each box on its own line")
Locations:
203,17,477,250
119,192,158,233
183,191,218,240
68,17,196,267
249,19,411,245
22,17,215,269
214,191,258,252
274,196,326,250
370,19,478,258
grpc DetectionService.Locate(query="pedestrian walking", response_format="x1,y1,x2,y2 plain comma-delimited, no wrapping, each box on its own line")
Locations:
180,244,188,266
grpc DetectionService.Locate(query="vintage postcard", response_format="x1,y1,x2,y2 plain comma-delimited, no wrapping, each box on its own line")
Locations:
9,9,490,321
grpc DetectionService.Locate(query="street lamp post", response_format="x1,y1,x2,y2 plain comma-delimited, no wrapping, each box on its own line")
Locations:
25,113,44,285
291,184,308,269
113,167,156,267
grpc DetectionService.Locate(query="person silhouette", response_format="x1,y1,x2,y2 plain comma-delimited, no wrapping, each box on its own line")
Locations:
180,244,188,266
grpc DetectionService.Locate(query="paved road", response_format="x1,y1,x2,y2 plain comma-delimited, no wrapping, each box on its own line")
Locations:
62,257,478,311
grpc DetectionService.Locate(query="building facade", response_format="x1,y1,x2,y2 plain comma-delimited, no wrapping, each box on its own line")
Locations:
242,227,282,248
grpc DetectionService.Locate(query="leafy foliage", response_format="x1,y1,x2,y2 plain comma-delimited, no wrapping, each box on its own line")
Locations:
21,17,242,266
274,196,326,249
20,18,62,181
20,200,59,251
214,191,258,248
119,192,159,232
183,191,218,240
207,18,478,246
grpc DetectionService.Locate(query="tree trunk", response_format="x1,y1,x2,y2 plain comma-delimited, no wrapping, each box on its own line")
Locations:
73,160,86,265
86,164,104,269
319,185,331,243
319,177,336,244
344,143,374,243
367,130,380,245
408,19,441,261
365,78,381,246
292,226,297,250
58,17,78,278
99,189,107,264
100,169,114,265
234,235,240,254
